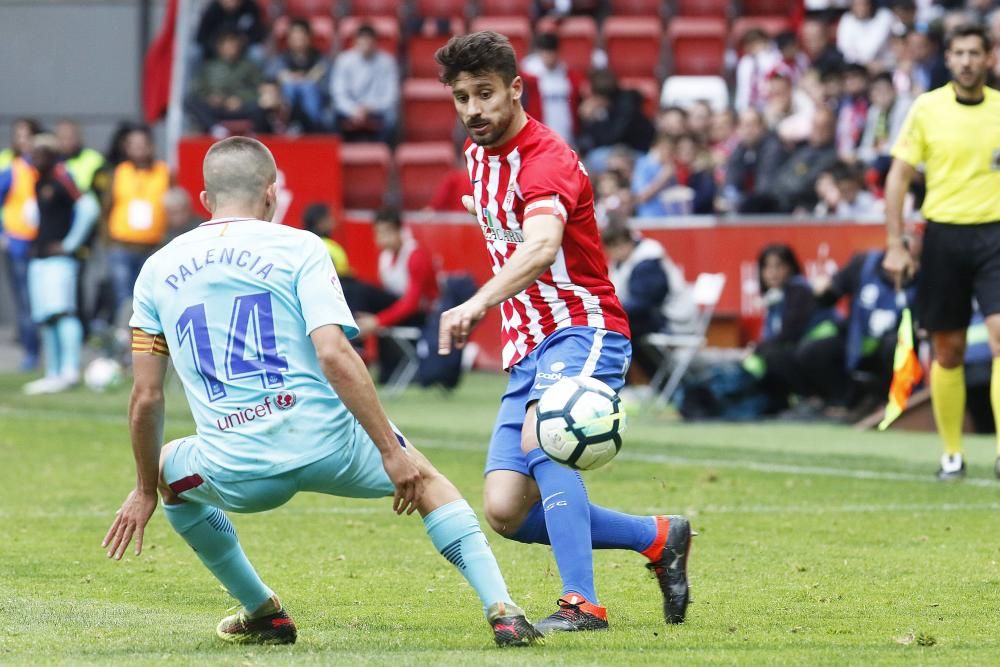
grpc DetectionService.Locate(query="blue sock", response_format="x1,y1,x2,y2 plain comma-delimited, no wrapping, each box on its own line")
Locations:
40,325,60,379
525,448,597,604
424,499,514,615
511,501,658,553
55,316,83,378
163,502,273,612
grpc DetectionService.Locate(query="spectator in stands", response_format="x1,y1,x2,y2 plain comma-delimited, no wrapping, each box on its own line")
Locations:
686,100,713,145
754,106,838,213
331,24,399,144
0,118,41,370
302,202,350,278
104,125,170,323
594,170,633,226
268,18,331,130
631,134,715,217
22,134,98,395
520,32,583,144
837,0,894,65
764,72,816,144
185,29,264,135
343,209,438,385
907,27,949,94
774,31,811,85
655,106,689,140
161,186,203,245
813,161,882,218
256,79,319,134
735,28,779,112
576,68,654,171
55,119,105,195
722,108,788,213
602,224,695,383
195,0,266,61
857,72,911,166
989,8,1000,82
427,144,474,213
801,18,846,75
835,64,871,160
888,0,918,34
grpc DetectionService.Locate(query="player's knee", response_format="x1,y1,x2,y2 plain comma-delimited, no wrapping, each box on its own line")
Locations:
483,495,528,537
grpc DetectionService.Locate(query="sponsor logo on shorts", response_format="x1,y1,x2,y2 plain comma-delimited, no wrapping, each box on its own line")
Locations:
275,391,296,410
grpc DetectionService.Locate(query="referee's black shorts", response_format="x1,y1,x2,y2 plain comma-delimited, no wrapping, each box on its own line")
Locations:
918,220,1000,332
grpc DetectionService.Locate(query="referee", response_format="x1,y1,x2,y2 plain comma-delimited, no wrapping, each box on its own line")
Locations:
883,24,1000,480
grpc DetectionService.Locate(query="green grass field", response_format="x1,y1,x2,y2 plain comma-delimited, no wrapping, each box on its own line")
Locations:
1,371,999,666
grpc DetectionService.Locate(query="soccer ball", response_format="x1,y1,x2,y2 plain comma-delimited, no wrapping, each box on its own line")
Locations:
535,376,627,471
84,357,123,392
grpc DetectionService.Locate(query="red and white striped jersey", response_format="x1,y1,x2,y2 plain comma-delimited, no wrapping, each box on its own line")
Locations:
464,115,630,369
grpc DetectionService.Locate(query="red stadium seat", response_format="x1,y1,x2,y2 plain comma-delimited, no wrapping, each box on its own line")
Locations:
603,16,663,79
469,16,531,59
675,0,729,17
534,16,597,73
338,16,400,55
397,142,455,210
667,17,727,76
402,79,457,143
340,143,392,210
348,0,401,17
731,16,792,48
478,0,534,16
285,0,334,17
272,15,335,53
415,0,467,18
407,17,466,78
621,76,660,118
742,0,794,16
607,0,664,18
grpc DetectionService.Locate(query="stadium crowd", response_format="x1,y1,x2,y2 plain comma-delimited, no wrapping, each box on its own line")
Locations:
3,0,998,422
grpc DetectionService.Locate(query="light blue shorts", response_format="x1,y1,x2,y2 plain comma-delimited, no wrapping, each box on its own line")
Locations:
28,256,78,323
486,326,631,476
162,421,400,513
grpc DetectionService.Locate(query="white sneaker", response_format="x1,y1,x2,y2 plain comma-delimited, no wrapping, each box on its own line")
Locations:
23,376,68,395
936,453,966,481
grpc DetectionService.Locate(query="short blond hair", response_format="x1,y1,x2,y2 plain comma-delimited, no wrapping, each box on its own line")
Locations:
203,137,277,207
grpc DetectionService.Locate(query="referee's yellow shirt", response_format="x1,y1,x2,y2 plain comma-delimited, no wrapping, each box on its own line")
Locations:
891,84,1000,224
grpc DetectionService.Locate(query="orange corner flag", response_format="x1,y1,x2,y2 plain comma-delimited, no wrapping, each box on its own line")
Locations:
878,307,923,431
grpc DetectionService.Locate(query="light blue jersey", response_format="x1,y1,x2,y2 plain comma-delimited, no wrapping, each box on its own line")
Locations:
130,217,359,481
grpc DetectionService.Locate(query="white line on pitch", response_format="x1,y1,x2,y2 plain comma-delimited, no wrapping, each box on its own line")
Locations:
647,502,1000,515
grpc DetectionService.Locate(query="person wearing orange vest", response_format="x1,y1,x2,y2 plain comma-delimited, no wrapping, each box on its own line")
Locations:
0,118,42,370
104,125,171,323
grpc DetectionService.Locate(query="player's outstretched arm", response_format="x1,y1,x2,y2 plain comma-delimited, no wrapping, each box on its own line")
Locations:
439,213,564,353
310,324,423,515
103,341,169,560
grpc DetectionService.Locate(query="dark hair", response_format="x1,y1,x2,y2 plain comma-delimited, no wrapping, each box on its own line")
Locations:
356,23,376,40
289,17,312,34
126,123,154,142
945,23,991,52
216,27,244,43
662,105,689,119
741,28,769,47
13,117,43,136
871,71,895,87
601,223,636,247
843,63,869,79
830,160,862,184
373,207,402,229
435,31,518,86
757,243,802,293
302,202,331,233
534,32,559,52
775,30,798,51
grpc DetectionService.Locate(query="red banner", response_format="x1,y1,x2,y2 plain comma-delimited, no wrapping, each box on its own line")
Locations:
177,136,343,231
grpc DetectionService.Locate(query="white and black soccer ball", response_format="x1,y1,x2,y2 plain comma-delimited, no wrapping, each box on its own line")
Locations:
535,376,627,471
84,357,123,392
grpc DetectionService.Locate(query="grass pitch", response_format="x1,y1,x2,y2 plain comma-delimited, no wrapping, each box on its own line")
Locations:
1,371,999,666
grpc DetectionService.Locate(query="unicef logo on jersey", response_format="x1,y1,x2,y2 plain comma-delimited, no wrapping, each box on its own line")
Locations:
274,391,297,410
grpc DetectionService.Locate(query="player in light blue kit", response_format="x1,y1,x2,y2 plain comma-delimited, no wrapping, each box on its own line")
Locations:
102,137,541,648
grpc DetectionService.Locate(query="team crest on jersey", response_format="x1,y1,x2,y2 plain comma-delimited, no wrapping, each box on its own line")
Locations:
274,391,297,410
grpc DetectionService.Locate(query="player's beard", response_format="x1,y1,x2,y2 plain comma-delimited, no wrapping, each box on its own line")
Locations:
466,108,513,147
